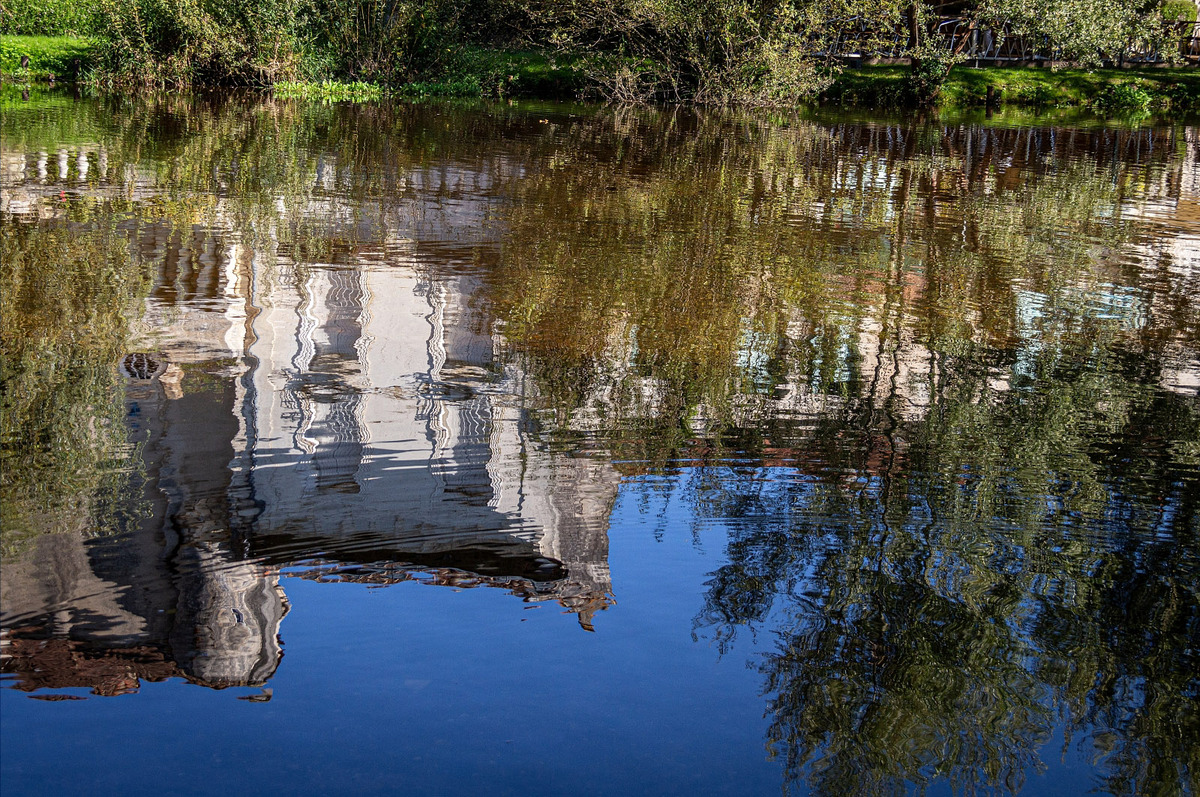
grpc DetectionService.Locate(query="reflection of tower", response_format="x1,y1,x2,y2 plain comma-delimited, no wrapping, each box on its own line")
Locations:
423,275,503,507
487,395,617,630
240,233,617,621
172,541,288,687
122,325,288,689
0,339,288,693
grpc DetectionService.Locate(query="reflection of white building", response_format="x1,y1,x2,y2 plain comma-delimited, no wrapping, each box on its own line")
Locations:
1,155,618,697
112,160,620,627
226,231,616,612
1118,126,1200,396
0,145,618,611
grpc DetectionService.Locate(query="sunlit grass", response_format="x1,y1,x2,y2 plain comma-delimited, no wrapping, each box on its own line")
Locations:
825,64,1200,113
0,34,96,81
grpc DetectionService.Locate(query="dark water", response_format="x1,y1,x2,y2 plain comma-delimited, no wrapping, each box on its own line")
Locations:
1,90,1197,795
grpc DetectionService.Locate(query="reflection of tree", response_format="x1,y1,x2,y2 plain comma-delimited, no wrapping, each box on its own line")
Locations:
688,340,1199,794
480,109,1199,793
0,221,151,551
487,110,1199,465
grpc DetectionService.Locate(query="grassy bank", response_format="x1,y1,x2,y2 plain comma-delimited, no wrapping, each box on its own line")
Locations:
5,34,1199,118
824,65,1200,114
4,0,1198,113
0,35,95,82
273,49,585,102
273,61,1200,116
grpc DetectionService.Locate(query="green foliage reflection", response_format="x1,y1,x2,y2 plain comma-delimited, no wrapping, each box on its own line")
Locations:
0,219,150,551
480,107,1200,794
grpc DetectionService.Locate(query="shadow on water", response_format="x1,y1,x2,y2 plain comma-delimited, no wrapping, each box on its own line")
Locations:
1,90,1197,793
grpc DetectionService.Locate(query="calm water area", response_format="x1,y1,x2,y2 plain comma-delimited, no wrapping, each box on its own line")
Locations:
1,90,1197,795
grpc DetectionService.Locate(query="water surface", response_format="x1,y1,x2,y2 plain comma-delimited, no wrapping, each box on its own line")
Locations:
1,92,1198,795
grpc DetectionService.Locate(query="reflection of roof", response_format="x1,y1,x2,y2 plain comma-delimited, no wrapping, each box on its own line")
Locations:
0,628,265,696
2,630,177,697
287,557,614,632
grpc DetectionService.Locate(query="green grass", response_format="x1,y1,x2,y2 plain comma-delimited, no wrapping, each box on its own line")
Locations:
274,80,384,102
823,65,1200,115
275,49,585,103
0,35,96,82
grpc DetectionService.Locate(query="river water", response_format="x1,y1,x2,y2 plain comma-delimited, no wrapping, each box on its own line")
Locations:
1,91,1197,795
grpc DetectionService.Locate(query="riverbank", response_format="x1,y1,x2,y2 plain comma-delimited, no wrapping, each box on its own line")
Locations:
0,35,94,82
823,65,1200,114
274,49,584,102
266,60,1200,114
4,34,1199,115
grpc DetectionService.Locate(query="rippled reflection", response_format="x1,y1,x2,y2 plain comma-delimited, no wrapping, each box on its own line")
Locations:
1,93,1197,793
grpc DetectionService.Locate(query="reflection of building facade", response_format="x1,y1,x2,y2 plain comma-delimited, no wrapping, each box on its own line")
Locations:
6,118,1199,694
1,156,618,696
234,229,616,615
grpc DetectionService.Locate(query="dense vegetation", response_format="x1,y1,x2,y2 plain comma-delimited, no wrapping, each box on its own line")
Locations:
1,0,1197,106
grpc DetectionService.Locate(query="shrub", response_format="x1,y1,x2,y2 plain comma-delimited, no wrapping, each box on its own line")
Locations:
1012,83,1057,107
298,0,464,82
1092,81,1154,112
86,0,470,87
0,0,96,36
274,79,383,101
89,0,304,86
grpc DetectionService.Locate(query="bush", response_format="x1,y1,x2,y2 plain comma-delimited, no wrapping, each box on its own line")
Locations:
0,0,95,36
86,0,470,87
89,0,304,85
1012,83,1057,107
298,0,464,82
274,79,383,101
1158,78,1200,112
1092,82,1154,112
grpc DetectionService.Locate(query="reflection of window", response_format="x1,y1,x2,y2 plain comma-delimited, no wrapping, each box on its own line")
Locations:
286,266,369,493
123,352,165,380
313,393,364,494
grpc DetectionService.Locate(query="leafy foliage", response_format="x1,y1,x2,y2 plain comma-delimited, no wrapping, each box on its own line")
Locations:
297,0,464,81
982,0,1180,66
1091,80,1154,112
87,0,304,85
274,79,384,101
0,0,96,36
